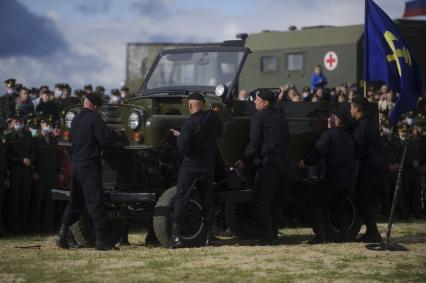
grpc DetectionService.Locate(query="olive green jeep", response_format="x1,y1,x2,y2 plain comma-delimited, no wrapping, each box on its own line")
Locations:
53,40,362,248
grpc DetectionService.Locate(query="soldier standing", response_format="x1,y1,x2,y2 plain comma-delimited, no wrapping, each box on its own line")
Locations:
1,79,18,119
5,112,36,234
30,116,60,233
0,121,8,236
169,92,223,249
235,90,290,245
299,104,357,244
57,93,120,251
350,96,386,243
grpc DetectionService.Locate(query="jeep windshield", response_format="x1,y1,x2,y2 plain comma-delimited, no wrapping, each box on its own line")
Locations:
141,47,248,96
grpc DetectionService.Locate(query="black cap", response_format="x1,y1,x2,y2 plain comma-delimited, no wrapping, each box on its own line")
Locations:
84,84,93,91
85,92,103,107
95,85,105,92
4,78,16,87
111,88,120,96
10,111,25,121
333,103,351,123
40,115,53,124
256,89,276,104
188,92,205,102
120,86,129,91
351,95,369,107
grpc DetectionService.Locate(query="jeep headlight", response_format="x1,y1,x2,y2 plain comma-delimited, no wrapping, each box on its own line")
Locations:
64,111,76,129
128,111,141,130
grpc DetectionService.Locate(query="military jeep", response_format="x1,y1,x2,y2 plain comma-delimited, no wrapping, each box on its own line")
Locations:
53,40,362,248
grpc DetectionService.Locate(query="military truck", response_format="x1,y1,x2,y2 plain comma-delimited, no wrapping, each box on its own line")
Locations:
53,40,362,248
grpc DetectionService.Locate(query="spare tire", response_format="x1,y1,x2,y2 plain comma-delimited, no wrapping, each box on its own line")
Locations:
70,210,126,247
225,202,258,239
153,186,206,248
323,195,362,242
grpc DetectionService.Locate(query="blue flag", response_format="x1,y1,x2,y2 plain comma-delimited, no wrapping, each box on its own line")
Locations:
364,0,423,125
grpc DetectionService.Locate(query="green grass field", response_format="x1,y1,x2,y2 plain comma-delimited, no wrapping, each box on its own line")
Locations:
0,221,425,283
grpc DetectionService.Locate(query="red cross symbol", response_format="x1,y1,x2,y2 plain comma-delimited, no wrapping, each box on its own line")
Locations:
326,54,336,68
323,51,338,71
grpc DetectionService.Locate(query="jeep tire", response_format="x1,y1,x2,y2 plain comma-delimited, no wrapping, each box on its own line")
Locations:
153,186,206,248
70,210,126,247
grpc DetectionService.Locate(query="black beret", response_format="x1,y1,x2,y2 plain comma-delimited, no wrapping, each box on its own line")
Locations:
188,92,205,102
351,95,369,107
85,92,103,107
256,89,276,103
333,103,351,123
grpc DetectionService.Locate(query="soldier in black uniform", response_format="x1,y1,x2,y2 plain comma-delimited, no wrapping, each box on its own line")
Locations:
1,79,18,119
235,90,290,245
169,92,223,249
0,121,8,236
350,96,386,243
299,104,358,243
5,111,36,234
30,116,60,233
57,93,120,251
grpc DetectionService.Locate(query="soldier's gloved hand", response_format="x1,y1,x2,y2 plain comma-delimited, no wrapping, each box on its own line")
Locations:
23,158,32,167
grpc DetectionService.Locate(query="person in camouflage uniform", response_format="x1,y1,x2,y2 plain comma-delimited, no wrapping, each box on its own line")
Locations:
0,79,18,120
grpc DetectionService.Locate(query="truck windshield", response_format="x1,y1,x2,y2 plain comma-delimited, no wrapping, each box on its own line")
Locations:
145,51,245,91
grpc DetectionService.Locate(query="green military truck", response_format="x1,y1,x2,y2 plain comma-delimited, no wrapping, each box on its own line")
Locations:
53,40,362,248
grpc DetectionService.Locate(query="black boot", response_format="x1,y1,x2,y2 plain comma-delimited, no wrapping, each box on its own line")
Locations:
145,226,160,246
357,224,382,243
56,225,70,249
169,224,184,249
308,217,328,245
95,230,108,251
118,224,130,246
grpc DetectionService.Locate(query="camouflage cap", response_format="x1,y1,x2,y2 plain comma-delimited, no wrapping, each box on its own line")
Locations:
4,78,16,87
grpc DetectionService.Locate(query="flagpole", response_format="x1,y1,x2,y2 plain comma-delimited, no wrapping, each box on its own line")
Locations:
364,0,368,98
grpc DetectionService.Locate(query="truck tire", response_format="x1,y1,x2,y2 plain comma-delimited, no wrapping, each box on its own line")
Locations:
70,210,126,247
153,186,206,248
323,194,362,242
225,202,258,239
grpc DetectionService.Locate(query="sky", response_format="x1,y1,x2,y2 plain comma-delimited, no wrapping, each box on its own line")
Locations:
0,0,411,93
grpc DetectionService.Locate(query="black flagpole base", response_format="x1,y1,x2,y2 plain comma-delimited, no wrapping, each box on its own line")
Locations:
365,242,408,252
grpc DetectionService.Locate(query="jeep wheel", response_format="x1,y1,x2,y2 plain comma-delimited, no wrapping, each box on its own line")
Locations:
153,186,206,248
323,195,362,242
225,202,258,239
70,210,126,247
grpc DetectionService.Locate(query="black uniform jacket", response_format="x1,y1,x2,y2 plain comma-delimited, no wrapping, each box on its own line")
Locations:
5,129,36,167
34,135,60,175
243,107,290,165
305,127,358,186
70,108,116,162
352,114,385,166
177,110,222,166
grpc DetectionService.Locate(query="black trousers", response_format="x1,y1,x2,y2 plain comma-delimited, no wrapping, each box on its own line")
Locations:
0,174,5,230
30,173,57,232
61,160,107,231
252,162,284,241
8,165,32,232
173,157,214,233
355,162,386,229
